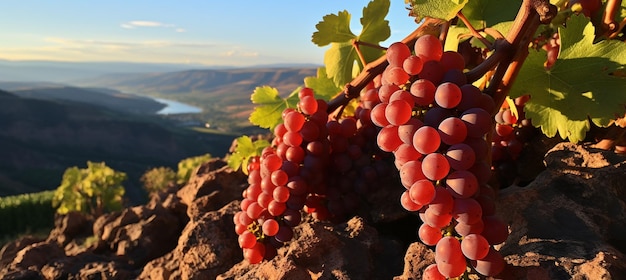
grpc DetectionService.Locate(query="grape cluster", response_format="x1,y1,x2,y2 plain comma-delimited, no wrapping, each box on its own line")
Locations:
234,87,391,264
492,95,538,187
542,32,560,70
370,35,509,278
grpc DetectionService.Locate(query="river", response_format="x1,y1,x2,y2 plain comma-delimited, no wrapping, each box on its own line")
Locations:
153,97,203,115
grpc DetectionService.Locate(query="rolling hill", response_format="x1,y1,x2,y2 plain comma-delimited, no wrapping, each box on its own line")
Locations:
77,67,319,133
2,84,166,115
0,89,236,203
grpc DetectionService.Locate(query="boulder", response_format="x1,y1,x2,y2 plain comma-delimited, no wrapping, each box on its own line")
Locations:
176,159,247,219
95,203,183,266
494,143,626,279
217,216,404,280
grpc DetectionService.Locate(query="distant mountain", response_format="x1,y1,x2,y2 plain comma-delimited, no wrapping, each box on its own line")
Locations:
0,90,236,202
77,67,318,97
76,67,318,133
0,59,319,83
0,60,213,83
1,83,165,114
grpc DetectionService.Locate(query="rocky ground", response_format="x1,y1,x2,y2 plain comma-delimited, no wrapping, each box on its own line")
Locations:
1,142,625,279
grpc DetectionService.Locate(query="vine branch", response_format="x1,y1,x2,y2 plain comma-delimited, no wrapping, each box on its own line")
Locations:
326,18,445,113
326,0,557,116
457,11,493,49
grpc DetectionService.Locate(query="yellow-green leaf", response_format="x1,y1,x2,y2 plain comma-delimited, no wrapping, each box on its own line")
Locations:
249,86,300,131
304,67,343,100
510,15,626,143
408,0,469,21
312,10,356,46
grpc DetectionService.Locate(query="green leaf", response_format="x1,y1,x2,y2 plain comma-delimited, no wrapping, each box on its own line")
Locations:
312,10,356,46
313,0,390,88
324,42,359,90
304,67,343,100
227,136,270,175
510,15,626,143
358,0,391,44
408,0,469,21
460,0,521,29
249,86,300,131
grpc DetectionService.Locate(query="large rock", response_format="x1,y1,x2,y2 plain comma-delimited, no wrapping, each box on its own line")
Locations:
94,203,183,267
176,159,247,219
494,143,626,279
217,216,404,279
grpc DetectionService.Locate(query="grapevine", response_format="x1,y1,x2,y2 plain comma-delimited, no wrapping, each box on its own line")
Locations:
231,0,626,278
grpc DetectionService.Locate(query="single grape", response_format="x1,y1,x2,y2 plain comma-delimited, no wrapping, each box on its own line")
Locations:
377,125,403,152
438,117,468,145
445,170,479,198
403,55,424,75
410,79,436,106
387,42,412,67
262,219,280,236
409,179,436,205
238,230,257,249
414,34,443,62
434,82,462,109
461,233,490,260
418,223,443,246
385,99,413,126
422,153,450,181
413,126,441,154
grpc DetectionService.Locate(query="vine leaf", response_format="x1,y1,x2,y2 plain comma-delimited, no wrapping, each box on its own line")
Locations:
312,11,356,46
510,15,626,143
227,136,270,175
314,0,390,88
249,86,299,131
460,0,521,29
304,67,343,100
358,0,391,44
408,0,469,21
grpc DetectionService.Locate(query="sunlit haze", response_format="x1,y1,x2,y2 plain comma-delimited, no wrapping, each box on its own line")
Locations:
0,1,418,67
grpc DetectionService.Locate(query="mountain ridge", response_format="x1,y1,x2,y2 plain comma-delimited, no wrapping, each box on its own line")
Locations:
0,91,236,202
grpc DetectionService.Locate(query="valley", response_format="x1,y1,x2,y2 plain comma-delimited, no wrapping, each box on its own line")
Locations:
0,63,319,202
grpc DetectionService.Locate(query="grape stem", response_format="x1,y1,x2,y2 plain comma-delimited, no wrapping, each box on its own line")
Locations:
456,11,493,49
326,0,558,116
485,0,557,113
604,0,621,39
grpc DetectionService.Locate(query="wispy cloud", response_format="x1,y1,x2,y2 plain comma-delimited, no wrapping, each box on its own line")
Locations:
220,49,259,58
0,37,270,66
120,20,181,32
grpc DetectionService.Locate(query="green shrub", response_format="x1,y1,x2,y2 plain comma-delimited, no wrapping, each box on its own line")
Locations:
176,154,211,184
52,161,126,217
141,166,176,193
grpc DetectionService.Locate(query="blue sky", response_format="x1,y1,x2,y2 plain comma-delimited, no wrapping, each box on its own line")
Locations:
0,1,418,66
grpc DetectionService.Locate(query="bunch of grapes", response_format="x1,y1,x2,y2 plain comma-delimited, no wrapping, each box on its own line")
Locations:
234,87,393,264
369,35,509,278
491,95,539,188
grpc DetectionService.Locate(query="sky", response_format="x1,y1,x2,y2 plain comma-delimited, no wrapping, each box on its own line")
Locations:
0,1,419,67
